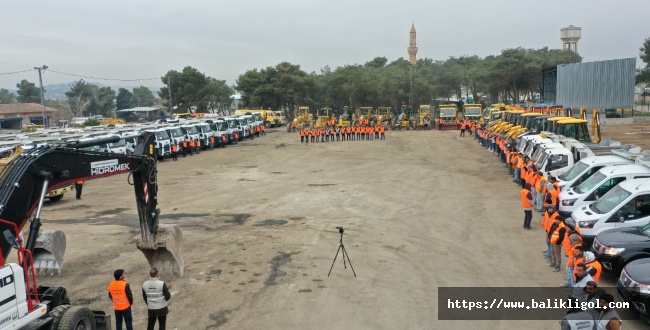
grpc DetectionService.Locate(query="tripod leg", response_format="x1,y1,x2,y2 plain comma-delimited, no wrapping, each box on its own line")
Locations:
341,246,357,277
327,244,343,277
342,244,347,269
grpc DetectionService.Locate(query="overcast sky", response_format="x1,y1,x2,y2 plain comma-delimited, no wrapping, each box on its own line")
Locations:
1,0,648,91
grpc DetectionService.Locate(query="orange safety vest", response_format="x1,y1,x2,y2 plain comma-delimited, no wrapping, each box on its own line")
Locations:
76,180,84,185
291,122,296,128
221,135,226,142
189,140,195,147
439,118,443,124
529,172,539,188
541,211,558,233
172,145,178,153
257,126,261,132
536,175,547,194
380,126,385,133
521,188,532,208
456,118,461,124
182,141,188,148
249,128,254,134
108,280,130,311
572,255,585,275
585,260,602,283
261,125,265,131
330,128,335,135
550,222,566,244
461,123,467,129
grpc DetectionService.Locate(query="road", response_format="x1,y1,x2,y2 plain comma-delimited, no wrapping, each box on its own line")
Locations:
28,127,645,329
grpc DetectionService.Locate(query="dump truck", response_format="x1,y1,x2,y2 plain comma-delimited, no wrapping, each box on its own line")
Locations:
437,104,459,130
463,104,482,122
0,132,184,329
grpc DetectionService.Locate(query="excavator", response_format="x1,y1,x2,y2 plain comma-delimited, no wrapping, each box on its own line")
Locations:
0,132,183,329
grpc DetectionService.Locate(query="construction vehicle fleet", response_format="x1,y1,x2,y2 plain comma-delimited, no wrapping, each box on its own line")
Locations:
0,132,183,329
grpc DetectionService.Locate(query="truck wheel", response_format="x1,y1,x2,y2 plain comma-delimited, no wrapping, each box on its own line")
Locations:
57,306,95,330
50,305,71,330
48,194,64,202
265,121,271,128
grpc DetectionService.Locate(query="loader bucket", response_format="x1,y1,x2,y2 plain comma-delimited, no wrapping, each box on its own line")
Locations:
33,230,66,276
136,224,184,277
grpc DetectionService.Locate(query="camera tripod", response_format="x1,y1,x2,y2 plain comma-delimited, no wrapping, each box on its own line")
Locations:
327,227,356,277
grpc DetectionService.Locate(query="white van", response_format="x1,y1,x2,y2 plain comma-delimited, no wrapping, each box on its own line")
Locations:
537,147,574,179
570,178,650,247
557,155,634,190
559,165,650,217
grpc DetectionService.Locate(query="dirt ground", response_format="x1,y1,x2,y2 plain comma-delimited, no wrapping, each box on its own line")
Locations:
22,123,648,329
601,124,650,151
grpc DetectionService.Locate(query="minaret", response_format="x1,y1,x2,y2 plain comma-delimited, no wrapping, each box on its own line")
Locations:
407,23,418,65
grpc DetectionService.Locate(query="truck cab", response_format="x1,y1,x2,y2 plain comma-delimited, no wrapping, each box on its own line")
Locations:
165,126,186,145
537,147,574,179
144,128,172,160
234,116,252,137
557,155,635,190
211,119,232,144
195,122,214,149
180,125,201,147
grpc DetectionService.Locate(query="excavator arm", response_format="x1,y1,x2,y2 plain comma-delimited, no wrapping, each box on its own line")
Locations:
0,132,183,276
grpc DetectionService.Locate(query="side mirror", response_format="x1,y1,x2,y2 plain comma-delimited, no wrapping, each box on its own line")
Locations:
618,211,625,223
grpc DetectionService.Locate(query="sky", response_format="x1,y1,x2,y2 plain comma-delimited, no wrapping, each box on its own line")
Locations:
1,0,649,91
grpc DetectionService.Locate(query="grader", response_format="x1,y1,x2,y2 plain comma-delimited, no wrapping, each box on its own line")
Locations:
291,106,313,129
355,107,374,126
314,107,333,128
376,106,392,127
415,105,432,130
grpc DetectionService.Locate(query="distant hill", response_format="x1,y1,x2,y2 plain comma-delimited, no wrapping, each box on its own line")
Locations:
40,82,161,100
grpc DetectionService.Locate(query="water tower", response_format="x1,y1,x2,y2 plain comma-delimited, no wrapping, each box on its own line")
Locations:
561,25,581,53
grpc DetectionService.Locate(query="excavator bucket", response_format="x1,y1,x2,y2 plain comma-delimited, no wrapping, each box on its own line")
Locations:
33,230,66,276
136,224,184,277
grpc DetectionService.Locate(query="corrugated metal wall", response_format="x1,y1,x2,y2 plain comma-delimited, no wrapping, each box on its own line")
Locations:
556,58,636,109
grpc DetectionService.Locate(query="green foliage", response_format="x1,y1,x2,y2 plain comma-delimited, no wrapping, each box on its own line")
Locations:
638,36,650,84
159,67,233,114
83,118,101,126
132,86,155,107
15,79,42,103
64,80,115,117
0,88,16,104
116,88,133,110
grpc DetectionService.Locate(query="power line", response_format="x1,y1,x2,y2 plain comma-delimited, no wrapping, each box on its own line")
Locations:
0,69,35,76
48,69,159,82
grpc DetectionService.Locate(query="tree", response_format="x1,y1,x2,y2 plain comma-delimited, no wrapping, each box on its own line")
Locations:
16,79,42,103
116,88,133,110
95,87,116,117
65,80,96,117
637,36,650,84
159,67,211,113
0,88,16,104
132,86,155,107
204,79,234,115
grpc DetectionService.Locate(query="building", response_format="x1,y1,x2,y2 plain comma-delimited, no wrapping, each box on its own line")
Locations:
561,25,581,53
0,103,56,129
407,23,418,65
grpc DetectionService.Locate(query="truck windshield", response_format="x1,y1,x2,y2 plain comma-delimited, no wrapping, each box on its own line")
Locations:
590,185,631,214
465,107,481,115
198,125,212,132
155,131,170,140
216,122,228,131
168,128,184,138
576,172,606,194
253,113,262,121
440,109,455,117
533,147,546,164
184,126,199,134
108,139,126,148
227,120,238,128
559,161,589,181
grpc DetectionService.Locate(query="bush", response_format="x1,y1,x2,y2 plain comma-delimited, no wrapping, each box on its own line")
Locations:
83,119,101,126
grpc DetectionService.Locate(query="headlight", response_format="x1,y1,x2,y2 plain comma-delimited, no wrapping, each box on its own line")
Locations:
603,247,625,256
562,199,577,206
578,220,598,229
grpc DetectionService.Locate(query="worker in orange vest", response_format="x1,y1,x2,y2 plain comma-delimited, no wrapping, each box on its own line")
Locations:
300,129,305,143
188,139,195,156
456,118,461,130
460,121,467,137
549,216,567,272
261,124,266,136
108,269,133,330
171,143,178,161
181,140,188,157
438,118,443,130
291,121,296,132
249,127,255,140
583,251,602,283
75,180,84,200
541,204,559,261
380,125,386,140
521,183,534,230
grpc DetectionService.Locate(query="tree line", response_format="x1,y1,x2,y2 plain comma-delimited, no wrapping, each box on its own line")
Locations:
3,36,649,121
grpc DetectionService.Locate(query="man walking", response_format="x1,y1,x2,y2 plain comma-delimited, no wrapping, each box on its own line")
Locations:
142,268,171,330
75,180,84,200
108,269,133,330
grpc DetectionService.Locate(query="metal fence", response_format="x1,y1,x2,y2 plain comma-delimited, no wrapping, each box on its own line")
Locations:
556,58,636,110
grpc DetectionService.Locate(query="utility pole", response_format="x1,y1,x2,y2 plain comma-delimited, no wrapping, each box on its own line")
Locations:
34,65,48,127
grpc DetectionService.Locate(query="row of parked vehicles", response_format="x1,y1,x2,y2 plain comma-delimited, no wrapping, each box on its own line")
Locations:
492,109,650,321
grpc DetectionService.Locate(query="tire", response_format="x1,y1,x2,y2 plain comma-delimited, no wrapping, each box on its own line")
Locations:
48,194,64,202
57,306,96,330
265,121,271,128
50,305,72,330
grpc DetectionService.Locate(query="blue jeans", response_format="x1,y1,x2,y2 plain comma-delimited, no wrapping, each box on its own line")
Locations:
545,236,551,258
514,168,521,182
565,266,574,285
115,307,133,330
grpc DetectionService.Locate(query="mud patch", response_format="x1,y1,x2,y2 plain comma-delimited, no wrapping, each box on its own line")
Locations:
221,213,251,225
207,309,232,329
307,184,336,187
240,165,257,168
299,289,312,293
93,208,130,217
229,261,245,266
265,251,300,286
275,143,287,148
159,213,209,220
270,171,285,174
211,269,222,275
237,178,255,182
254,219,288,227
